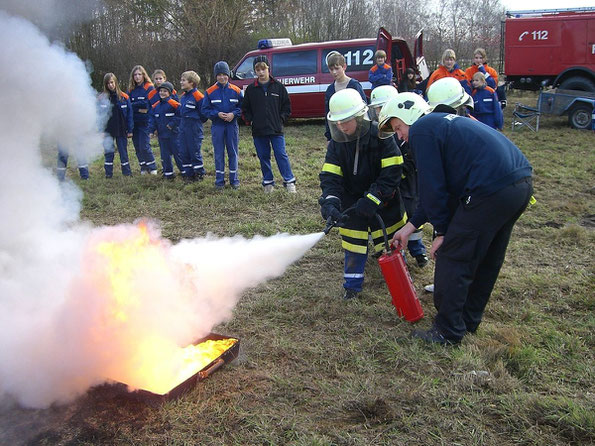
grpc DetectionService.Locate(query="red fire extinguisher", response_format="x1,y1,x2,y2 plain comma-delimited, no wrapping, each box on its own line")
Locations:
375,215,424,323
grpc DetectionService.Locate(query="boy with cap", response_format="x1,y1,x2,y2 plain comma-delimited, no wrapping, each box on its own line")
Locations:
241,55,296,193
148,81,180,179
202,61,243,190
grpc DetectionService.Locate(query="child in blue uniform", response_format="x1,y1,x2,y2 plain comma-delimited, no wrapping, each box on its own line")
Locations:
99,73,133,178
368,49,393,90
128,65,158,174
202,61,243,190
148,82,180,179
179,70,207,181
56,145,89,181
471,73,503,130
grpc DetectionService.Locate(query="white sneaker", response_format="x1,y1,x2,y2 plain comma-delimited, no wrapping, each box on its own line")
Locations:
263,184,274,193
285,183,296,193
424,284,434,293
150,170,158,175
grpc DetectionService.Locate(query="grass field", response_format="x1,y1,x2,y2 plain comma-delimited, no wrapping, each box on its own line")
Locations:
4,92,595,445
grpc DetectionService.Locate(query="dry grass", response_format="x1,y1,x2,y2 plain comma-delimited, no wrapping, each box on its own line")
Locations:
2,91,594,445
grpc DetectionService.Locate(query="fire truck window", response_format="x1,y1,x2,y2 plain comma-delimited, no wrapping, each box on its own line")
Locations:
322,46,375,73
234,56,256,80
272,51,317,77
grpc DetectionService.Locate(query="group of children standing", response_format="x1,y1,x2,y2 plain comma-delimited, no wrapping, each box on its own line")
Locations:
92,60,297,193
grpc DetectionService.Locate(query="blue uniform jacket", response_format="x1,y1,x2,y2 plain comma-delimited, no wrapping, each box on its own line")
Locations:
148,98,180,139
471,86,503,130
408,113,532,234
202,82,243,126
368,63,393,89
129,82,157,125
324,79,367,140
99,92,134,136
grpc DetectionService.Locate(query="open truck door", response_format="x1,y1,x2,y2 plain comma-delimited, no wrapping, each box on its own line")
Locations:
414,29,429,81
375,27,392,61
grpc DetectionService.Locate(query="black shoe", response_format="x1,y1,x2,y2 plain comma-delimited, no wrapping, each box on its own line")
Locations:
197,173,204,181
415,254,429,268
105,174,112,179
215,184,225,191
410,325,458,345
231,184,240,190
343,289,359,300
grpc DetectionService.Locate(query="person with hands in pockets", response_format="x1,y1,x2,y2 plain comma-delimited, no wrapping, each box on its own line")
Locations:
378,93,533,345
242,55,296,193
148,81,180,179
319,88,406,300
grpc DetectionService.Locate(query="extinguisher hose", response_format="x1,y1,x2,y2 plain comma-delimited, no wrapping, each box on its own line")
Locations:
375,213,391,253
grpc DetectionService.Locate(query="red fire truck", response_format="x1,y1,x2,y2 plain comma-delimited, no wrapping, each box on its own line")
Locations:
503,8,595,91
231,28,428,118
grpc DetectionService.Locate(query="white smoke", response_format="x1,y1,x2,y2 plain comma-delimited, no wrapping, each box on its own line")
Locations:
0,11,322,409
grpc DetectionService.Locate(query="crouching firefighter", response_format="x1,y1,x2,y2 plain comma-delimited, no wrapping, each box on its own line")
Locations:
319,88,407,300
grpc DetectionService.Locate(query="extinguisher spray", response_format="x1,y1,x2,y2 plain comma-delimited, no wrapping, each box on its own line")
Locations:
375,214,424,323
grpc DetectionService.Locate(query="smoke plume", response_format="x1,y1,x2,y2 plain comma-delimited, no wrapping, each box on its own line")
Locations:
0,11,322,409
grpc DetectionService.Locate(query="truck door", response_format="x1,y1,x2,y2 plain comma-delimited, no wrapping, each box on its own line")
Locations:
375,27,392,61
414,29,430,80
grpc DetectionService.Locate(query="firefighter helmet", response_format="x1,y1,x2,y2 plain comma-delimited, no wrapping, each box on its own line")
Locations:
426,77,473,109
327,89,370,143
368,85,399,121
378,92,431,136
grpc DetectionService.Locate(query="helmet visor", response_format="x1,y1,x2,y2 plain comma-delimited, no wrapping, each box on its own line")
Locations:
329,113,371,143
367,103,384,122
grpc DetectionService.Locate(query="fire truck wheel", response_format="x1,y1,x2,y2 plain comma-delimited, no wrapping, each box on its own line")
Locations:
567,103,592,130
559,76,595,93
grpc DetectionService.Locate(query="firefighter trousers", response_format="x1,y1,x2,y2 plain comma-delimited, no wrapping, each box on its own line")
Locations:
433,177,533,341
212,123,239,187
132,124,157,172
103,135,131,177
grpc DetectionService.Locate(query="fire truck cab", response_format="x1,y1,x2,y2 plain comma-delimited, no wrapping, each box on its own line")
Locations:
504,8,595,91
231,28,428,118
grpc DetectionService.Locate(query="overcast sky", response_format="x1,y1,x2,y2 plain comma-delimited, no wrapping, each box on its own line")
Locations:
500,0,594,12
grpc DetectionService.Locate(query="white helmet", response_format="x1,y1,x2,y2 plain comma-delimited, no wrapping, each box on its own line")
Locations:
368,85,399,121
327,89,370,143
426,77,473,109
377,92,431,137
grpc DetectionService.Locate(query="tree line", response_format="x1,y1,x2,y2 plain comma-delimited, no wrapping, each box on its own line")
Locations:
65,0,505,91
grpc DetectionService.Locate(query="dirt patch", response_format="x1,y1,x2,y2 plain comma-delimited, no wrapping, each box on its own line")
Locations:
580,214,595,228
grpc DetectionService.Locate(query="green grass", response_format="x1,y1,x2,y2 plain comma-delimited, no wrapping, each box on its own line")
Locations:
16,92,595,445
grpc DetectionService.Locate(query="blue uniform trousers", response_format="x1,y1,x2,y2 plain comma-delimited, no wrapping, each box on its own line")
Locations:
179,120,206,178
57,148,89,180
344,250,368,292
103,135,132,177
212,123,239,187
157,137,176,178
253,135,295,187
132,124,157,172
433,178,533,341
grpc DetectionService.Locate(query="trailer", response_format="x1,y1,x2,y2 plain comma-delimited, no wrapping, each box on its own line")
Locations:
512,88,595,131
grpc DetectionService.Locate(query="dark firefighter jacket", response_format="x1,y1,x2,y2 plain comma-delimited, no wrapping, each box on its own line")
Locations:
320,124,407,254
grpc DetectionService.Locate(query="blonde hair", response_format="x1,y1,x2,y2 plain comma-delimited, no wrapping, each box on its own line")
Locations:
181,70,200,88
152,69,167,80
374,49,387,61
472,72,486,86
103,72,123,100
442,49,456,63
128,65,152,91
254,61,268,71
326,51,346,68
473,48,487,60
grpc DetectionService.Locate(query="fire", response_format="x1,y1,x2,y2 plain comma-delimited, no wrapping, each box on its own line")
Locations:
87,222,236,395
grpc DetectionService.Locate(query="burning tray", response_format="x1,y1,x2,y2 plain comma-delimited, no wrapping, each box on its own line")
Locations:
96,333,240,405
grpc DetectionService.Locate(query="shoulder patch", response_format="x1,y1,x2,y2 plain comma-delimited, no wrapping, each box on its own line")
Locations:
229,83,242,94
152,102,159,109
206,84,219,95
383,63,391,69
192,90,204,101
120,92,129,100
147,89,157,99
143,82,154,91
370,65,378,72
485,86,495,93
167,99,180,108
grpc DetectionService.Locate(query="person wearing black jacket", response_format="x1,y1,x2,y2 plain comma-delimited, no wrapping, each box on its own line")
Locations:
379,93,533,345
320,88,406,300
242,55,296,193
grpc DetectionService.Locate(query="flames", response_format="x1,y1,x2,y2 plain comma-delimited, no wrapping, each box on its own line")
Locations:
87,221,235,395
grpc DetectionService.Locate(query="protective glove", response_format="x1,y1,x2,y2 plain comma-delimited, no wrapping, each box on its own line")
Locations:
319,196,342,222
355,193,381,218
477,64,487,74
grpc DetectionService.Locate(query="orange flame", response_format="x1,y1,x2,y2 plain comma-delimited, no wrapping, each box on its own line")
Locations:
89,222,236,395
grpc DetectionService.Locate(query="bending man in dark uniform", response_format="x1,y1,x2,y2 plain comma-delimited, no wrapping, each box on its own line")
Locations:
378,93,533,344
